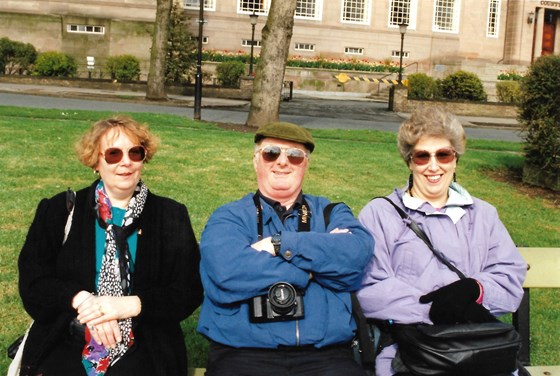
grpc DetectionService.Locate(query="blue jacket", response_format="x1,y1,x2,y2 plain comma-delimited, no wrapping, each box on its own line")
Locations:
197,193,373,348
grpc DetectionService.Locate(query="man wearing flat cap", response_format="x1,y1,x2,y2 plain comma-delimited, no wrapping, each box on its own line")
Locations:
197,122,373,375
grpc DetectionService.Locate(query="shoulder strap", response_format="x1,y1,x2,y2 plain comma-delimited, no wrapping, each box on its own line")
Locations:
373,196,466,280
62,188,76,245
324,202,376,368
322,202,341,228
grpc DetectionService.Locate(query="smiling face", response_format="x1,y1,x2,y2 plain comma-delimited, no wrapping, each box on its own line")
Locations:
253,137,309,208
95,127,144,206
408,135,457,208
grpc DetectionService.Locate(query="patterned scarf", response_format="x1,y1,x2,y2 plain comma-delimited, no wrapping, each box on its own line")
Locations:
82,179,148,376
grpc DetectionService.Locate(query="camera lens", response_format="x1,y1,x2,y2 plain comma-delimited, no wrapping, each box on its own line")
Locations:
268,282,297,314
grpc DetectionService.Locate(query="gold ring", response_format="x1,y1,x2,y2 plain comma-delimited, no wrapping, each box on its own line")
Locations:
98,304,104,314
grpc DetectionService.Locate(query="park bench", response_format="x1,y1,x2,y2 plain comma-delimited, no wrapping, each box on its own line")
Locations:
187,247,560,376
515,247,560,376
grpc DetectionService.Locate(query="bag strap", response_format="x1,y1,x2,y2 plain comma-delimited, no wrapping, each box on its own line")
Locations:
373,196,467,280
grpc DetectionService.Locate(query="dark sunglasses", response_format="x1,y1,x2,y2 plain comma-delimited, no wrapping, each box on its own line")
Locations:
257,145,309,165
410,148,456,165
100,146,146,164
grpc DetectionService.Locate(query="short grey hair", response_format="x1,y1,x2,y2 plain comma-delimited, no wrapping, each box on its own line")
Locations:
397,106,466,165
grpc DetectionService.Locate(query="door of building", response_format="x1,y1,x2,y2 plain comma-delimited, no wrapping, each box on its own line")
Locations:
541,11,557,56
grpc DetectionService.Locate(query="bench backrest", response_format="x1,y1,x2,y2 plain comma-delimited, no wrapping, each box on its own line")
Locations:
513,247,560,366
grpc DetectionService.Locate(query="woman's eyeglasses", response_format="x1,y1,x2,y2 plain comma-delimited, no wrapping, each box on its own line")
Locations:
410,148,456,165
100,146,146,164
256,145,309,165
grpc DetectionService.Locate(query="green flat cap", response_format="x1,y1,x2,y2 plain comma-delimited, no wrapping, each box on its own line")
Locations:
254,122,315,153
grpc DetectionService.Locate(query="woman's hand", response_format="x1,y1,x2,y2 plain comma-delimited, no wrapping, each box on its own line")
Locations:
76,295,141,324
89,319,122,348
73,293,141,347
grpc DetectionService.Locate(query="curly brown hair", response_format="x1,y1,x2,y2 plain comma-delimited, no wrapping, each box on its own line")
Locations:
397,106,466,165
75,115,159,169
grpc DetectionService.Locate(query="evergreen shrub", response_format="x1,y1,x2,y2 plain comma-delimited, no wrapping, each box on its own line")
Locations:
0,37,37,75
496,81,521,103
106,55,141,81
216,61,246,87
407,73,438,99
440,70,487,101
33,51,77,77
518,55,560,187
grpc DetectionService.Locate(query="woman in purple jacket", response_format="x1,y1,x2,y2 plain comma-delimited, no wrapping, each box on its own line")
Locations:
356,106,526,376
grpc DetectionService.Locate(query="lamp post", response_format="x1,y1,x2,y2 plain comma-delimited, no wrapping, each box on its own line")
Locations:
398,23,408,85
193,0,205,120
248,11,258,76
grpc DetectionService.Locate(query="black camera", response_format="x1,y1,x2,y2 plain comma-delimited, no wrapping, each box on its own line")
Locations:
249,282,305,323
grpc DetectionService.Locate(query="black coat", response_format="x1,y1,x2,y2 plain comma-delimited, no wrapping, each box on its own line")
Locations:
18,181,203,375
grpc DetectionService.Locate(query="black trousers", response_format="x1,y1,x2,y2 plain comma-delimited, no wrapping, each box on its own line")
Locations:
205,341,368,376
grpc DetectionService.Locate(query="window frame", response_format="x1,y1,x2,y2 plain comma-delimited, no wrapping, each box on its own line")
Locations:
340,0,371,25
486,0,501,38
238,0,270,15
295,0,323,21
184,0,216,11
388,0,418,30
66,24,105,35
432,0,461,34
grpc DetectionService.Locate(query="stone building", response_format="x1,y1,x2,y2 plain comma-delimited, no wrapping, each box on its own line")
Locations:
0,0,558,82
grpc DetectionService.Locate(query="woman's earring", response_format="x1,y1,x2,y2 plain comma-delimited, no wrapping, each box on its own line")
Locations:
453,172,457,182
408,173,414,189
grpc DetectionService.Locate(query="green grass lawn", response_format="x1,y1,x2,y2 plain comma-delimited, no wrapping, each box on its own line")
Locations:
0,106,558,373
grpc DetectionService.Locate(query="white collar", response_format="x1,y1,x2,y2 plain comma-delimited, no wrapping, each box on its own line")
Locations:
403,182,473,224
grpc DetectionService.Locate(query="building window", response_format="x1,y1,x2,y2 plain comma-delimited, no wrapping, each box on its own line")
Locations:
342,0,370,24
389,0,417,29
242,39,262,47
486,0,500,37
345,47,364,55
433,0,461,33
239,0,268,13
184,0,216,11
391,50,410,58
295,43,316,51
191,36,209,44
296,0,322,20
67,25,105,34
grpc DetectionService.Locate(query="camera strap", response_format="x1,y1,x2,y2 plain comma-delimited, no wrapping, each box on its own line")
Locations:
252,193,311,239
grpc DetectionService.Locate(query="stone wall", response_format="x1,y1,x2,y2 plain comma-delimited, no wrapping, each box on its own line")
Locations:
389,85,519,118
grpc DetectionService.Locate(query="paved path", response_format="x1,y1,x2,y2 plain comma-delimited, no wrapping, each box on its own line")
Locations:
0,83,523,142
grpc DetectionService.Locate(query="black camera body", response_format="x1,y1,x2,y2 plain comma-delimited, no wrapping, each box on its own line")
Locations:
249,282,305,323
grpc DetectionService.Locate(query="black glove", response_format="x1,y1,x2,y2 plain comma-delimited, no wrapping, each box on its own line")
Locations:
419,278,481,324
463,301,497,323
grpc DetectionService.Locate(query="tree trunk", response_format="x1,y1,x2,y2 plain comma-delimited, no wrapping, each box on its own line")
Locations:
246,0,297,127
146,0,172,101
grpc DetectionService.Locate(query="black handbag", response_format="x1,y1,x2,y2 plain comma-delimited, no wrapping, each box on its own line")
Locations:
376,197,522,376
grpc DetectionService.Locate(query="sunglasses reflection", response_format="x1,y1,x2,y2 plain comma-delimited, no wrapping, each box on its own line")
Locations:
257,145,309,165
411,148,456,166
101,146,146,164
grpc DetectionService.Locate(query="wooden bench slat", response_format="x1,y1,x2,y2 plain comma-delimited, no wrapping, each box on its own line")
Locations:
518,248,560,288
188,368,206,376
525,365,560,375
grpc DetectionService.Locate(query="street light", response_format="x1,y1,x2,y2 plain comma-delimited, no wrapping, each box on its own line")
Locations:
398,23,408,85
248,11,259,76
194,0,205,120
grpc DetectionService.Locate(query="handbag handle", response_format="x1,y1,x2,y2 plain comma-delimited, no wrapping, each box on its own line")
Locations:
374,197,467,280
